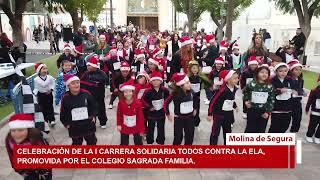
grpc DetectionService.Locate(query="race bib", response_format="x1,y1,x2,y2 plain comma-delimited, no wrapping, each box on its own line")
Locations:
222,100,234,111
246,78,253,85
202,66,212,74
137,89,145,100
131,66,137,72
113,62,121,70
152,99,164,111
276,89,292,100
167,66,171,73
180,101,193,114
316,99,320,109
202,61,207,67
214,77,223,85
99,54,104,60
71,107,88,121
191,83,201,93
124,115,136,127
251,91,268,104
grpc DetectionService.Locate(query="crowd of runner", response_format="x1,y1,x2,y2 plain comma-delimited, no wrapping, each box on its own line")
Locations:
4,24,320,179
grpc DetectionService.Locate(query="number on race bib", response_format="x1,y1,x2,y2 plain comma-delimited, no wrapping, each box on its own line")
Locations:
251,91,268,104
71,107,89,121
180,101,193,114
124,115,136,127
152,99,164,111
222,100,234,111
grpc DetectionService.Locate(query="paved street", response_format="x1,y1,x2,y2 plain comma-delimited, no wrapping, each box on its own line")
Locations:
0,89,320,180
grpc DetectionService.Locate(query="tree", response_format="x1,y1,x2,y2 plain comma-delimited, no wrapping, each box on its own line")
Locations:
204,0,254,41
273,0,320,60
0,0,31,47
171,0,207,35
82,0,107,36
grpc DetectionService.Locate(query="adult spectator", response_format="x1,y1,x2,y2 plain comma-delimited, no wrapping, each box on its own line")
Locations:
244,33,270,66
262,29,271,51
83,33,96,54
291,28,306,56
73,28,84,46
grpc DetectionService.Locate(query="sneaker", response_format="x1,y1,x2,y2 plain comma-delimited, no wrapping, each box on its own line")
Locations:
101,125,107,129
314,138,320,144
50,121,56,126
306,136,313,143
108,104,113,109
231,124,234,128
242,114,247,119
204,100,210,105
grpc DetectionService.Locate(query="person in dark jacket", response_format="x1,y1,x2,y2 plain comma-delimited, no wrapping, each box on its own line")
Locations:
80,56,109,128
287,60,304,133
291,28,306,56
208,70,239,145
60,74,97,145
275,43,298,63
56,44,75,68
165,72,198,145
305,75,320,144
73,28,84,46
269,63,294,133
142,71,169,145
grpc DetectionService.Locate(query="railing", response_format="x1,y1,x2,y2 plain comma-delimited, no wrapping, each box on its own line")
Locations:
10,73,37,113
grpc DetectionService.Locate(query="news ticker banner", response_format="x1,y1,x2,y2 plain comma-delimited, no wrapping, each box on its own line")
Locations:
13,133,301,169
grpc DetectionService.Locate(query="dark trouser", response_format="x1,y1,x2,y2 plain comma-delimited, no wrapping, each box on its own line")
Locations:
109,92,118,105
72,133,97,145
210,113,233,145
245,108,268,133
269,113,291,133
306,114,320,138
38,92,55,123
146,116,165,144
290,100,302,133
205,88,213,100
143,109,148,134
173,116,195,145
96,96,108,126
194,96,201,127
120,133,143,145
24,171,52,180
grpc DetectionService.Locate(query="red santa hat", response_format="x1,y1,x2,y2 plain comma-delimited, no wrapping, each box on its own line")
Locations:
64,74,80,86
119,79,135,92
232,43,239,50
180,36,193,47
148,58,160,67
153,48,164,58
63,44,72,51
149,70,163,82
86,56,99,68
219,41,229,51
248,56,259,66
274,62,289,71
205,34,215,44
136,49,145,60
219,70,237,82
109,47,117,54
73,44,83,54
287,59,300,64
288,60,303,70
215,57,225,64
34,62,45,74
136,71,150,81
99,34,106,40
172,72,190,86
8,113,35,129
120,61,130,71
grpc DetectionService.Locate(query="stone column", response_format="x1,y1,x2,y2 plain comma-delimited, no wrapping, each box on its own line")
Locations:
158,0,170,31
114,0,128,26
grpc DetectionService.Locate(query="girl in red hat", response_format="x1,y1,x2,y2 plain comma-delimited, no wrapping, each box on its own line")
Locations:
208,70,239,145
5,114,52,179
165,72,197,145
117,80,145,145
